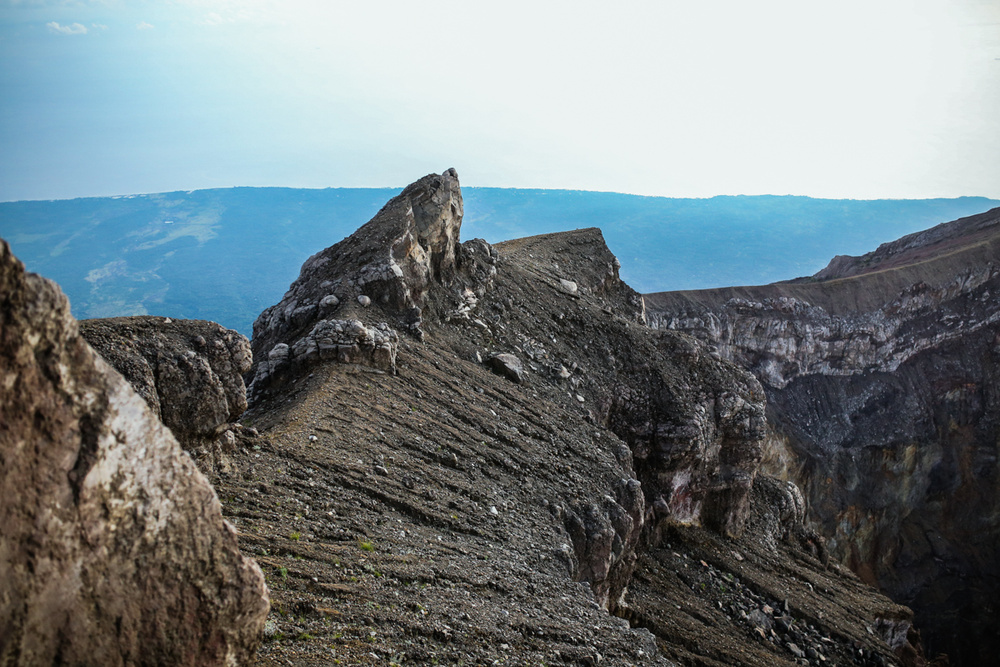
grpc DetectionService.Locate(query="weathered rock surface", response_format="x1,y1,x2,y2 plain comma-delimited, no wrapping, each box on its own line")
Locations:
645,206,1000,665
0,240,269,665
79,315,253,478
217,171,919,666
247,168,501,403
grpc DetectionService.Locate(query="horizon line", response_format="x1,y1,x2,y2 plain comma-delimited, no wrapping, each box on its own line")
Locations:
3,185,999,206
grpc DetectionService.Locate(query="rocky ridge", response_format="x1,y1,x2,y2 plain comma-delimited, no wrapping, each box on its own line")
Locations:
248,168,495,403
646,264,1000,390
0,240,269,665
644,207,1000,665
216,170,924,665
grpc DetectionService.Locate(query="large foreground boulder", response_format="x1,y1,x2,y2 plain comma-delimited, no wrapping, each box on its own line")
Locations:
0,240,269,665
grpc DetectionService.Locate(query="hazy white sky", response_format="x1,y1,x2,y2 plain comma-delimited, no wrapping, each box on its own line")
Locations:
1,0,998,201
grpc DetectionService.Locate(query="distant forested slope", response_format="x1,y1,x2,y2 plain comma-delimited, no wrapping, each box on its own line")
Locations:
1,186,996,336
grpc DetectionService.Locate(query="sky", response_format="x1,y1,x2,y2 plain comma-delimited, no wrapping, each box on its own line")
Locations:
1,0,998,202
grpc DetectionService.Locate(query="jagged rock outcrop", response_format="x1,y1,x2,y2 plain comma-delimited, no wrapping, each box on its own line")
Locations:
247,168,500,402
225,171,920,666
644,206,1000,665
0,240,269,665
79,316,254,478
600,336,768,541
563,477,647,610
747,474,829,564
492,229,768,551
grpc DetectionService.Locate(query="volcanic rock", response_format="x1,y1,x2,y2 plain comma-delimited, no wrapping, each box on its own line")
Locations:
247,168,501,402
79,315,253,478
486,352,525,383
0,240,269,665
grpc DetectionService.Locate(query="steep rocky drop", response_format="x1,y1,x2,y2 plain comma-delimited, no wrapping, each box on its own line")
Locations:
645,207,1000,665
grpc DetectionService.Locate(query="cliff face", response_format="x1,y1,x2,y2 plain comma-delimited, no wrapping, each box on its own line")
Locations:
644,207,1000,665
214,171,924,666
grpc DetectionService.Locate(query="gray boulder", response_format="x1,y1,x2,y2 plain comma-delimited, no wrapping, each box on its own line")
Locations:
486,352,525,384
79,316,253,478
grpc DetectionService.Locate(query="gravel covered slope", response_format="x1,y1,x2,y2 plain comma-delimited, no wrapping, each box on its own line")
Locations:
213,171,927,666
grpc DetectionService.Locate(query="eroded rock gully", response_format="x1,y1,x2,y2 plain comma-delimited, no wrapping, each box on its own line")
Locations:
0,240,269,665
645,207,1000,665
212,170,923,665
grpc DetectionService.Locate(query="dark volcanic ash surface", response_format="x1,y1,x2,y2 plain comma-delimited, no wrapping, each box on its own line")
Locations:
209,171,921,666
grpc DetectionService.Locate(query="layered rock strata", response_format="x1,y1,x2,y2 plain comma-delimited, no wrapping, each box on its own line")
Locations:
0,240,269,665
644,207,1000,665
80,315,254,478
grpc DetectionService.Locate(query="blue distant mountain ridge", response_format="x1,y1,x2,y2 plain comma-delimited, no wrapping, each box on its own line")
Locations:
1,186,996,336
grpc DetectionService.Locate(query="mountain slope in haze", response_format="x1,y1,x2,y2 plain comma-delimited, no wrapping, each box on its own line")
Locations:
0,188,397,335
644,207,1000,665
1,187,995,336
